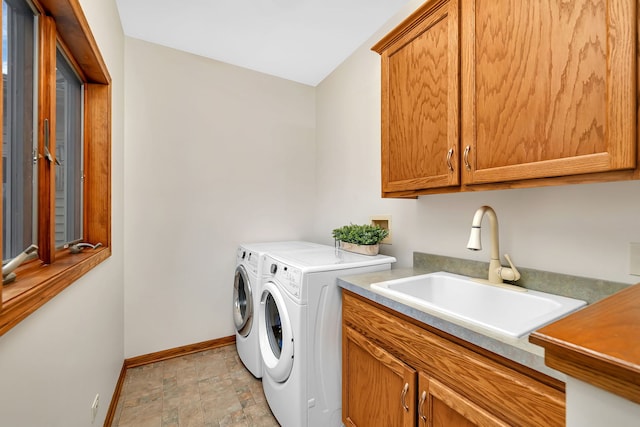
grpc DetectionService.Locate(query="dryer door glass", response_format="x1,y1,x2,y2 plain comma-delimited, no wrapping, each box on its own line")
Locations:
259,282,294,382
233,266,253,336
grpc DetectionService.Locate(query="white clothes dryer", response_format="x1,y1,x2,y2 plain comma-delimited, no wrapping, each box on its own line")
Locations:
233,241,328,378
258,247,396,427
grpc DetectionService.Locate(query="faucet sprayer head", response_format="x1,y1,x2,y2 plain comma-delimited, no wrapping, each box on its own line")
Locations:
467,226,482,251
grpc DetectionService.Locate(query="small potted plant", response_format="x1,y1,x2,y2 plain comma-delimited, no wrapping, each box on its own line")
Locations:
332,223,389,256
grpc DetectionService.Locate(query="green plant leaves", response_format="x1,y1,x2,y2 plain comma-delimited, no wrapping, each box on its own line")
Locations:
331,223,389,245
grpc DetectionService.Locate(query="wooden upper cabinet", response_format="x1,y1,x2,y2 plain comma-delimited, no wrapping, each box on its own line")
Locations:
461,0,637,184
372,0,460,196
373,0,637,197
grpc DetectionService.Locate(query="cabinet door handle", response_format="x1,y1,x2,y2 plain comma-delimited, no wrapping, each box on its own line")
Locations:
463,145,471,171
401,382,410,411
446,148,454,172
418,390,427,422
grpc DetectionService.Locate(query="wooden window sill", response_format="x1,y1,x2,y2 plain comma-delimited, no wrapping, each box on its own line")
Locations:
0,0,111,336
0,247,111,336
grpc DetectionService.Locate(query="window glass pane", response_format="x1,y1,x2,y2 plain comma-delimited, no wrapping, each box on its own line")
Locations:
55,49,83,247
2,0,37,260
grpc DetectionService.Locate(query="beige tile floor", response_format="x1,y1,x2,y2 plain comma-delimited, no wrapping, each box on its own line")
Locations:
111,344,279,427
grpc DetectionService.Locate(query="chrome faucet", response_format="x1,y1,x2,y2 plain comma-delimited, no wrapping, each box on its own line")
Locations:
467,206,520,284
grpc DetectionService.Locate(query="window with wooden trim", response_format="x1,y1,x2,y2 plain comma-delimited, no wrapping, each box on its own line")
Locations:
0,0,111,336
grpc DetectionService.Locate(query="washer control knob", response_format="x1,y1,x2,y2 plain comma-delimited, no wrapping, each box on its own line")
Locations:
270,264,277,274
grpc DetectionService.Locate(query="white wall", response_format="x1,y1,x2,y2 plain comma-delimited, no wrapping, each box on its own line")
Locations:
567,378,640,426
314,0,640,286
123,38,317,357
0,1,125,426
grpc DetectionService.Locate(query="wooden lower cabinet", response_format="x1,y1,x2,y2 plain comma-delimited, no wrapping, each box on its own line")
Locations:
418,373,509,427
343,327,507,427
342,290,565,427
343,326,416,427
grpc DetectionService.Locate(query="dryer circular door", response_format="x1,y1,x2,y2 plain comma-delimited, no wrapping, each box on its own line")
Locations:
259,281,294,382
233,265,253,337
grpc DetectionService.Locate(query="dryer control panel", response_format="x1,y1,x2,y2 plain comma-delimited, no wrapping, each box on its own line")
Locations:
237,247,260,275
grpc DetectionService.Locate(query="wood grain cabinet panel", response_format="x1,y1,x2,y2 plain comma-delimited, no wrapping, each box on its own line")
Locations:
342,291,565,427
343,326,416,427
373,0,460,196
373,0,637,197
461,0,636,184
418,373,509,427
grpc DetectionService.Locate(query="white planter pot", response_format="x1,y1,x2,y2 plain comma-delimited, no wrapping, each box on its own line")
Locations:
339,241,380,256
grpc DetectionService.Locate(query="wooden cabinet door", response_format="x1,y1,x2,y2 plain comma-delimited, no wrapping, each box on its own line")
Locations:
461,0,636,184
344,291,566,427
342,326,416,427
418,373,509,427
373,0,460,195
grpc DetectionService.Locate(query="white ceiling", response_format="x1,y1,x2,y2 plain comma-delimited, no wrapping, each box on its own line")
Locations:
115,0,411,86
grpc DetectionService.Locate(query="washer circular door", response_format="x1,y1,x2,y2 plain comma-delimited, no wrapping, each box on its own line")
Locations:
259,281,294,382
233,265,253,337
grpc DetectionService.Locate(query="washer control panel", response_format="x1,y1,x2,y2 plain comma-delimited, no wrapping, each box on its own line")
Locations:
263,256,303,302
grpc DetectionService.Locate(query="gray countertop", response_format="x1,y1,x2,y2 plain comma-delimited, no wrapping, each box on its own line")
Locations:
337,252,630,382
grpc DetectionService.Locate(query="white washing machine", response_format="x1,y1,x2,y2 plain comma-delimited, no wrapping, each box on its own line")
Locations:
258,247,396,427
233,241,328,378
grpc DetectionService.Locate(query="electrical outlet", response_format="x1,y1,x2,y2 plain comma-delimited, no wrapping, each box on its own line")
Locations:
91,394,99,423
630,242,640,276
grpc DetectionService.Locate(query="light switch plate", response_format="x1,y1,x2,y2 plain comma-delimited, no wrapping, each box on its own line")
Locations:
630,242,640,276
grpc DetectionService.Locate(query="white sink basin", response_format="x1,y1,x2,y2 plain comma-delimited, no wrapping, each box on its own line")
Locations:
371,271,586,338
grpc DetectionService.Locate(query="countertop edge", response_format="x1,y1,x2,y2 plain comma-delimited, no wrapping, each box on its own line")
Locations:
531,283,640,404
